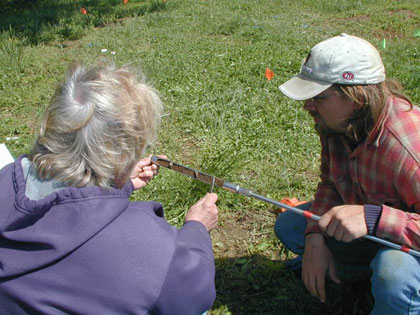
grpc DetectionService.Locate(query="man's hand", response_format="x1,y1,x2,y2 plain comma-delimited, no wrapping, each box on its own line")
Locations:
319,205,368,242
185,193,219,231
302,233,340,303
130,155,166,190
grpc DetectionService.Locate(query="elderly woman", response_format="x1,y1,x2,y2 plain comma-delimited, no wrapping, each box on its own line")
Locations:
0,62,218,314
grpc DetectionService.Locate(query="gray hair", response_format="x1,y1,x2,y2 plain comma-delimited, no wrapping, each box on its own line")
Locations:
29,61,163,188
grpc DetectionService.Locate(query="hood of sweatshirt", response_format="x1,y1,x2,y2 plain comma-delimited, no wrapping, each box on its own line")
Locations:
0,155,134,279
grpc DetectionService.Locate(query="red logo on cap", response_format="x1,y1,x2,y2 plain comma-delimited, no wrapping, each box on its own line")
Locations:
342,72,354,80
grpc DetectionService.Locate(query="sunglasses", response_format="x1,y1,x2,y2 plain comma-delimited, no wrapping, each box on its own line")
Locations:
310,92,342,103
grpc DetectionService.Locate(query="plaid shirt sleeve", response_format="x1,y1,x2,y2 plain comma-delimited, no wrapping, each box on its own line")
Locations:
377,160,420,250
368,98,420,250
305,136,343,235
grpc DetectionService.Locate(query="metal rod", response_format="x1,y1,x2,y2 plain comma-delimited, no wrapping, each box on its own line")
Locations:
151,156,420,258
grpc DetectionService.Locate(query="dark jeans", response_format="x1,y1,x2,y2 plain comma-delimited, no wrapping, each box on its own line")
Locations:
274,206,420,314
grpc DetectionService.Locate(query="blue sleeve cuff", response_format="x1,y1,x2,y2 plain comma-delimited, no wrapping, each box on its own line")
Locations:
364,204,382,235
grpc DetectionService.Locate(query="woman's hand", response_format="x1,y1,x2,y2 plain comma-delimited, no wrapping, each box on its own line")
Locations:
130,155,166,190
185,193,219,231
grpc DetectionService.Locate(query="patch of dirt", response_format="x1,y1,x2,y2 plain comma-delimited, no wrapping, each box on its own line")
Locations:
211,207,283,260
210,207,373,314
389,9,417,18
332,9,418,40
342,14,370,22
336,9,417,22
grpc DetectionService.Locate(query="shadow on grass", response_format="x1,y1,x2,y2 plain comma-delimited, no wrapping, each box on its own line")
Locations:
213,254,373,315
0,0,164,45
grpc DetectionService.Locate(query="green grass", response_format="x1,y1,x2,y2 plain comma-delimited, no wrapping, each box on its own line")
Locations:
0,0,166,44
1,0,419,314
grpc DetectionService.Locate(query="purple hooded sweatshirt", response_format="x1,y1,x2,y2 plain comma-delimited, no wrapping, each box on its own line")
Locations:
0,155,216,314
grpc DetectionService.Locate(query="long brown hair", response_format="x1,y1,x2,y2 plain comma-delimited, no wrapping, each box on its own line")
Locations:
338,79,412,144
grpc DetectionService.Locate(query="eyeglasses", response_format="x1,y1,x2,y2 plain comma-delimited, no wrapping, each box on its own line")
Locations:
310,92,342,103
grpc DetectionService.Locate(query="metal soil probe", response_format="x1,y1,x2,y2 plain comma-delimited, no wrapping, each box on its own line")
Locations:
151,156,420,258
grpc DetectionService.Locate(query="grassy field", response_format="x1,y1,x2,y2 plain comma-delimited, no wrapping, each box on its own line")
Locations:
1,0,419,314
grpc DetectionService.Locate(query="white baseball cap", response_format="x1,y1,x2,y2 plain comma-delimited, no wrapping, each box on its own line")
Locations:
279,33,385,100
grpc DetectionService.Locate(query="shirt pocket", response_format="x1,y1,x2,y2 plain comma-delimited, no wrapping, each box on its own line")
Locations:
333,175,356,202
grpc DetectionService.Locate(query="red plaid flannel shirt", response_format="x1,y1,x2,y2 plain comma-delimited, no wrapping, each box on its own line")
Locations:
306,96,420,250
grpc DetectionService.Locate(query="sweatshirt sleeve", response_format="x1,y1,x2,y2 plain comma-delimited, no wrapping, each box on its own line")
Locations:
152,221,216,315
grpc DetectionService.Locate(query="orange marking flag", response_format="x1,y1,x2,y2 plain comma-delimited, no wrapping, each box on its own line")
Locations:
81,8,87,15
124,0,128,4
275,197,307,213
265,68,275,80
